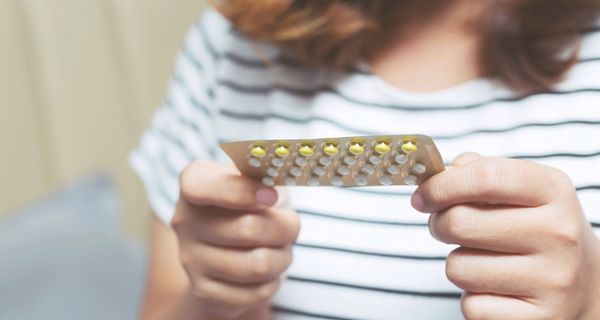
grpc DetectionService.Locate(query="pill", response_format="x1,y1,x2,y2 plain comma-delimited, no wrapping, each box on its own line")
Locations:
375,141,391,155
275,145,290,157
313,166,326,176
299,145,315,157
349,143,365,155
319,156,333,166
323,143,339,156
290,166,303,177
379,175,393,186
271,158,284,168
355,175,368,186
387,165,400,175
251,146,267,158
343,156,358,166
262,177,275,186
412,162,427,175
307,176,320,186
401,141,418,154
249,157,262,168
404,175,418,185
336,166,350,176
331,176,344,187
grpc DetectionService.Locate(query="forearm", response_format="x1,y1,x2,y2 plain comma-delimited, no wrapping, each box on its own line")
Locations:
141,287,272,320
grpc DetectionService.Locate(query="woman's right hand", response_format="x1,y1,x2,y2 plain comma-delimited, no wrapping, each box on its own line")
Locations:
171,161,301,320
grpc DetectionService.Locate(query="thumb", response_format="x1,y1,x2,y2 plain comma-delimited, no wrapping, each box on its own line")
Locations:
451,152,483,167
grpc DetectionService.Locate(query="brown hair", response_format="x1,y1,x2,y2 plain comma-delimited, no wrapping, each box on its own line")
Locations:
214,0,600,92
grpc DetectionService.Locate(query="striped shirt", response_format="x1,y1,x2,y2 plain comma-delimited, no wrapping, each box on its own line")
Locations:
130,9,600,320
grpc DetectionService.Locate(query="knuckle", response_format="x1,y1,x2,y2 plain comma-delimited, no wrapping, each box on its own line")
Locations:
445,249,468,287
190,279,217,301
427,181,447,206
285,212,302,242
256,281,279,301
551,223,582,249
180,161,204,192
179,161,218,204
178,248,195,269
234,215,262,243
476,159,502,197
548,267,578,292
246,249,273,279
444,207,472,243
170,210,186,231
461,295,485,320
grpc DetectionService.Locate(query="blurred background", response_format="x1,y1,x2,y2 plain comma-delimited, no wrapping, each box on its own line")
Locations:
0,0,206,318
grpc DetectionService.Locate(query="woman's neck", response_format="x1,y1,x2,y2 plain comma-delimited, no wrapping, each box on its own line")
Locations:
368,0,485,93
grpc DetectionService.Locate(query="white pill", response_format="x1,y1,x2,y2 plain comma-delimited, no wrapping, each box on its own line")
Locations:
361,164,375,175
379,175,393,186
336,166,350,176
308,176,320,186
395,154,409,165
355,175,368,186
290,166,303,177
343,156,357,166
369,155,382,165
313,166,326,176
248,158,262,168
295,157,308,167
284,176,297,186
404,175,418,185
331,176,344,187
412,163,427,175
387,165,400,175
262,177,275,186
319,157,332,166
266,167,279,177
271,158,284,168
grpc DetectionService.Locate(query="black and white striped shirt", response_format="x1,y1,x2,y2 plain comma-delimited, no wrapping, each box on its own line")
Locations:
130,9,600,320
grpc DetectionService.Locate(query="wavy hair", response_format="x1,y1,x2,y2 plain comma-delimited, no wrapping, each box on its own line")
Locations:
214,0,600,92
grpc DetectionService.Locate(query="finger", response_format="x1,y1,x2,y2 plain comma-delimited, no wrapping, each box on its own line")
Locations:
452,152,483,167
412,157,571,213
190,277,281,318
175,203,301,248
446,247,538,296
190,243,293,285
461,292,546,320
180,161,278,211
428,204,546,253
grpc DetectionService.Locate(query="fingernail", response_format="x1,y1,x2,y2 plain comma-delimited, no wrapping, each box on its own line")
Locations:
411,190,426,212
256,188,278,207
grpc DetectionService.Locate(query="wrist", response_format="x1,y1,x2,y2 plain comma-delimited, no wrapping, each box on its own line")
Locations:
582,233,600,319
154,288,271,320
178,290,271,320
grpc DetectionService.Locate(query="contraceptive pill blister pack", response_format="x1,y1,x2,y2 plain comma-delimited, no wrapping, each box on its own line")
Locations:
220,135,445,187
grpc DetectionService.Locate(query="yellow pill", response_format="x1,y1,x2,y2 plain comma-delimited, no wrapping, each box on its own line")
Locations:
275,145,290,157
251,146,267,158
375,142,391,155
323,144,339,156
401,141,418,154
299,145,314,157
348,143,365,155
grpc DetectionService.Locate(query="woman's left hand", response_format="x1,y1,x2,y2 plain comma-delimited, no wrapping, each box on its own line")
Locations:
411,153,600,320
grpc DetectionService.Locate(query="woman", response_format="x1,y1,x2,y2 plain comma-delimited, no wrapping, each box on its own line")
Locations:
131,0,600,319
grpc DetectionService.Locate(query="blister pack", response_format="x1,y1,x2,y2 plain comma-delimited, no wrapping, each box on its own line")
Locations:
220,135,445,187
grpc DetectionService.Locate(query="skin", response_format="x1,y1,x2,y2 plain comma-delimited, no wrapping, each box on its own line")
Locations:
140,162,300,320
412,153,600,319
140,2,600,319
